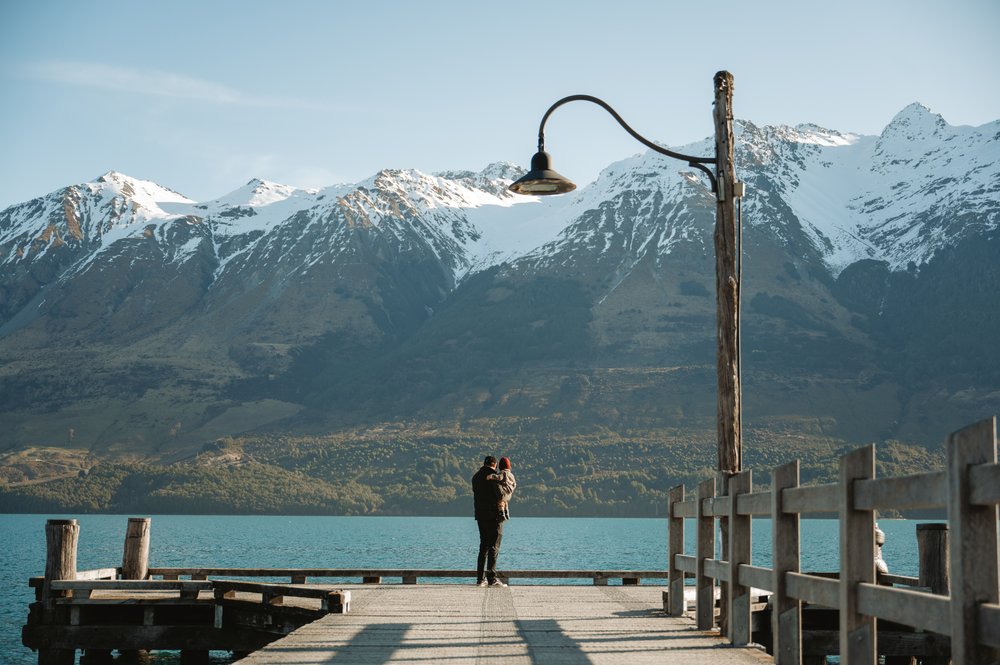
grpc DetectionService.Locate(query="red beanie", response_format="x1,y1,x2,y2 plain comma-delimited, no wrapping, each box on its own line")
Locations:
499,457,511,470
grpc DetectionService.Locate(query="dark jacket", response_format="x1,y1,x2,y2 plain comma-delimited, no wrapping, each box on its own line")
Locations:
472,465,501,521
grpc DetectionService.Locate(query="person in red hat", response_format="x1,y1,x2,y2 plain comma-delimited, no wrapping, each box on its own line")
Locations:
488,457,517,521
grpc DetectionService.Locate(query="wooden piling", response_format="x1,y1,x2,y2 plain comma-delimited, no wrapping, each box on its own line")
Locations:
44,519,79,602
915,523,950,665
41,519,79,665
120,518,151,661
916,523,949,596
122,517,151,581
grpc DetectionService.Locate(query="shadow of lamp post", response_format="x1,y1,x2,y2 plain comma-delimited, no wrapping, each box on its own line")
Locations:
508,71,745,625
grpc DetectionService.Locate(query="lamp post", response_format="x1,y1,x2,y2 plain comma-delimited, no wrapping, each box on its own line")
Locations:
509,71,743,481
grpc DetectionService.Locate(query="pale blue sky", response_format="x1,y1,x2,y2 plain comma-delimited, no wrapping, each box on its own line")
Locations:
1,0,998,208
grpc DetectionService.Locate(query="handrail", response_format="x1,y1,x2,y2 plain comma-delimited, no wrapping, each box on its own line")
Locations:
666,415,999,665
146,568,668,585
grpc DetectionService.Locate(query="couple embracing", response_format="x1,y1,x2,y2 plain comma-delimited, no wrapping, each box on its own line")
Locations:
471,455,517,587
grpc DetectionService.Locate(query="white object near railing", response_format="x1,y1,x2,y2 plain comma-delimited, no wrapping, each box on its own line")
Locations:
666,416,1000,665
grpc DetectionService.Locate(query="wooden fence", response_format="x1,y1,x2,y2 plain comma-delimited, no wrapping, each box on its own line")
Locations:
667,416,1000,665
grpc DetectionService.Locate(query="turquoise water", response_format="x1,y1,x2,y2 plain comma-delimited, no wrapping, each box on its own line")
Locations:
0,515,929,664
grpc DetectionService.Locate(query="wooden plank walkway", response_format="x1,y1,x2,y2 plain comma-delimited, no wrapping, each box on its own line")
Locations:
236,584,773,664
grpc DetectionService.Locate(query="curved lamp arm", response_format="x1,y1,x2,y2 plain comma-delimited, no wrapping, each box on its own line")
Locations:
536,94,718,192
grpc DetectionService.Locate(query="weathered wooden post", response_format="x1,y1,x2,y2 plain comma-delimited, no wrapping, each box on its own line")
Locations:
840,445,876,665
916,523,949,595
115,517,152,663
122,517,151,580
915,523,950,665
667,484,686,617
696,477,717,631
727,470,752,645
946,418,999,665
713,69,742,636
43,519,79,602
771,461,801,665
712,71,741,478
41,518,79,665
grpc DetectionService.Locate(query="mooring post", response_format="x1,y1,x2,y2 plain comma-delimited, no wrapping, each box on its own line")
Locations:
914,523,950,665
117,516,152,661
41,518,79,665
916,523,949,595
44,518,79,602
122,517,151,580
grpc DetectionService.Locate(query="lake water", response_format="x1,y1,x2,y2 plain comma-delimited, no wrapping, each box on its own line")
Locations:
0,514,933,664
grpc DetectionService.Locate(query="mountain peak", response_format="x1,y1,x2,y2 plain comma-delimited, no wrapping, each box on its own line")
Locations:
97,170,129,183
477,162,526,181
89,171,192,205
881,102,947,139
244,176,288,190
436,162,526,184
214,178,298,208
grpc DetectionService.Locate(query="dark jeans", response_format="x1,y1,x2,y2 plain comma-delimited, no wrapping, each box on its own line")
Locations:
476,519,504,582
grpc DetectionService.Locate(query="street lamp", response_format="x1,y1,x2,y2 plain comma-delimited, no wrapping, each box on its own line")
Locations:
509,71,743,479
509,94,718,196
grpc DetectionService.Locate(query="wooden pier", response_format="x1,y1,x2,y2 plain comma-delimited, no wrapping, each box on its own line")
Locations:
21,416,1000,664
23,567,765,664
235,584,771,665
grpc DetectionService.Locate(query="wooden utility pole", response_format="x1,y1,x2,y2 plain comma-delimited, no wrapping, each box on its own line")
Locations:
713,70,741,476
713,70,741,637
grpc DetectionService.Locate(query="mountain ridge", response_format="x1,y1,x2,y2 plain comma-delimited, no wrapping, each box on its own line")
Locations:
0,102,997,475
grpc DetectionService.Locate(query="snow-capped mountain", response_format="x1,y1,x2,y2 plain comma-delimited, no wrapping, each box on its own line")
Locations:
0,103,997,454
519,102,998,280
3,102,995,326
736,103,1000,272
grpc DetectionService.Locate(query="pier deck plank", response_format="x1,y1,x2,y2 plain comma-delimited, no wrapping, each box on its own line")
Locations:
237,584,772,664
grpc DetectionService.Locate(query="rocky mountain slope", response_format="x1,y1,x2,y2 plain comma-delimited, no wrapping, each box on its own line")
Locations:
1,103,997,474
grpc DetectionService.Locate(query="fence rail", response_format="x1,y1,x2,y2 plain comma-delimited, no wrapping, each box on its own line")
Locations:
30,568,669,587
149,568,666,585
667,416,1000,665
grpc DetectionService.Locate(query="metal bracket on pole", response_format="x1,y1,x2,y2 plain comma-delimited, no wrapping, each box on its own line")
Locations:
716,177,746,202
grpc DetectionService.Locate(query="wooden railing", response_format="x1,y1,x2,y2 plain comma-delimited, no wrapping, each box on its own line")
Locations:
667,416,1000,665
30,577,350,611
146,567,667,585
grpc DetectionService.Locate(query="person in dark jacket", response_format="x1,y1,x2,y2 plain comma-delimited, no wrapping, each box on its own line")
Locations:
472,455,506,586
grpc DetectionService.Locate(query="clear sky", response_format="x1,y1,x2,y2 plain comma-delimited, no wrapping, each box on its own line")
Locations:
1,0,998,209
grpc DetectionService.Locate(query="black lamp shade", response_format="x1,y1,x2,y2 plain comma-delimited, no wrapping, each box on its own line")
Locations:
508,151,577,195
